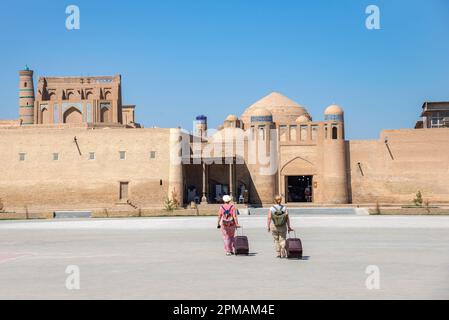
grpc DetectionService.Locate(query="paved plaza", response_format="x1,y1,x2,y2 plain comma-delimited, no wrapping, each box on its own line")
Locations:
0,214,449,300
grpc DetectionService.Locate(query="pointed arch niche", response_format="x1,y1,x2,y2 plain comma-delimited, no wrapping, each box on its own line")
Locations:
63,106,83,124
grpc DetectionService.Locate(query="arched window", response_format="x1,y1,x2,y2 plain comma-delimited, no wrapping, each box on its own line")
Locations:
258,126,265,141
104,91,112,100
24,82,27,88
279,125,287,142
300,125,308,141
63,107,83,124
290,125,297,141
41,107,51,124
332,126,338,140
311,125,319,141
100,106,111,123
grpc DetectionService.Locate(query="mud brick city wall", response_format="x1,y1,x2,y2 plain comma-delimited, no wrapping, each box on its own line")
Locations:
0,127,172,210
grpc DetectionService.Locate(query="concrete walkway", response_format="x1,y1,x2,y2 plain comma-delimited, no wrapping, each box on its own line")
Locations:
0,215,448,300
247,207,367,216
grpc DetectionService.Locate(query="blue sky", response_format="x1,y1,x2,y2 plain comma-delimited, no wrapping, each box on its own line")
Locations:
1,0,448,139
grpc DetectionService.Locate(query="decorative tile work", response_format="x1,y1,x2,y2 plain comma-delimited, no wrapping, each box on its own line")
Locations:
54,104,59,123
325,114,344,121
100,102,111,110
86,103,92,123
251,115,273,123
62,103,82,114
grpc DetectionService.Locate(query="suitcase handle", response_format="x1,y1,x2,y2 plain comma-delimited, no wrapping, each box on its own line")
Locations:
288,230,297,239
236,225,243,236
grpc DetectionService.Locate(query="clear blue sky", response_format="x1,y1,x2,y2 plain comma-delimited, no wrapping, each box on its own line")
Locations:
1,0,448,139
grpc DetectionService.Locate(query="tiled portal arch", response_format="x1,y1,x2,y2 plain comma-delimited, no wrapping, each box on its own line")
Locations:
281,156,316,176
63,107,83,124
100,103,111,123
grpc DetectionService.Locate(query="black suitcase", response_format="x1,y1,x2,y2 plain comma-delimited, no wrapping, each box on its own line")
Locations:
285,231,303,259
234,227,249,255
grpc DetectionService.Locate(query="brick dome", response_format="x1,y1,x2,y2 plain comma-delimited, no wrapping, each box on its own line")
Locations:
241,92,308,124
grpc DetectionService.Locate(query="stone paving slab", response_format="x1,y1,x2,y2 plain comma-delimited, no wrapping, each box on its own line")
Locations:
0,215,448,300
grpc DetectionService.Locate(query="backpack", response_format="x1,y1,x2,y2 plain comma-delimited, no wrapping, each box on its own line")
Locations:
221,205,235,226
271,205,288,227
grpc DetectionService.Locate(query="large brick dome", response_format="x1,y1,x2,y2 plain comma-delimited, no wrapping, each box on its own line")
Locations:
241,92,308,125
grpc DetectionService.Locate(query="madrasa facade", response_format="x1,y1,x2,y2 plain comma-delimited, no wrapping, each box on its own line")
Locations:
0,67,448,213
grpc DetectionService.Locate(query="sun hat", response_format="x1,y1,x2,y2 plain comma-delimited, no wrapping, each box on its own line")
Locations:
222,195,233,203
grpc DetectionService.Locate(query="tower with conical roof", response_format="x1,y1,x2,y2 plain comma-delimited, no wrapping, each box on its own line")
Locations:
18,65,35,125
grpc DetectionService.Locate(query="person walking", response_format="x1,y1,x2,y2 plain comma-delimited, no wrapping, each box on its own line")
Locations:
267,195,293,258
217,195,240,256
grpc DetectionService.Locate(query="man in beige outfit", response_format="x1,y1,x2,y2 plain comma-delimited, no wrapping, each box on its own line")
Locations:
267,195,294,258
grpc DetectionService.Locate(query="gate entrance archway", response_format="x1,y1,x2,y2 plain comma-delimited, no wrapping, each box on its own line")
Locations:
286,175,313,203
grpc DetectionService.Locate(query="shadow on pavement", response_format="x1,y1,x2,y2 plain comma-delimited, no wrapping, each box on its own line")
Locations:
287,255,310,261
235,252,258,257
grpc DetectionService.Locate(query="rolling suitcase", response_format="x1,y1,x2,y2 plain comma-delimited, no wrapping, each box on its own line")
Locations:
285,231,303,259
234,227,249,255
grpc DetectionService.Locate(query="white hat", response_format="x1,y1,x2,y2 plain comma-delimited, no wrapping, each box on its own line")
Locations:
222,195,233,203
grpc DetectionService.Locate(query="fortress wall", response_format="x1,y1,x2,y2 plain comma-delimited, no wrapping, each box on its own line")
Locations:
1,124,448,209
348,128,449,204
0,127,172,211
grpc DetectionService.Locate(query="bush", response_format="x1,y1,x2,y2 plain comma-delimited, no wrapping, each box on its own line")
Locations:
164,198,176,212
164,189,181,212
413,191,423,207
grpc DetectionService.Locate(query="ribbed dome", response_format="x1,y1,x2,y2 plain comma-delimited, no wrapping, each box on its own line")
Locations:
241,92,308,124
225,114,238,121
249,107,272,117
296,114,311,123
324,104,344,115
247,107,273,123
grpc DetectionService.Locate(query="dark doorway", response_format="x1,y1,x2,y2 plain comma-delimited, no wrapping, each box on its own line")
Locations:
119,182,129,201
209,182,229,204
286,176,313,203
